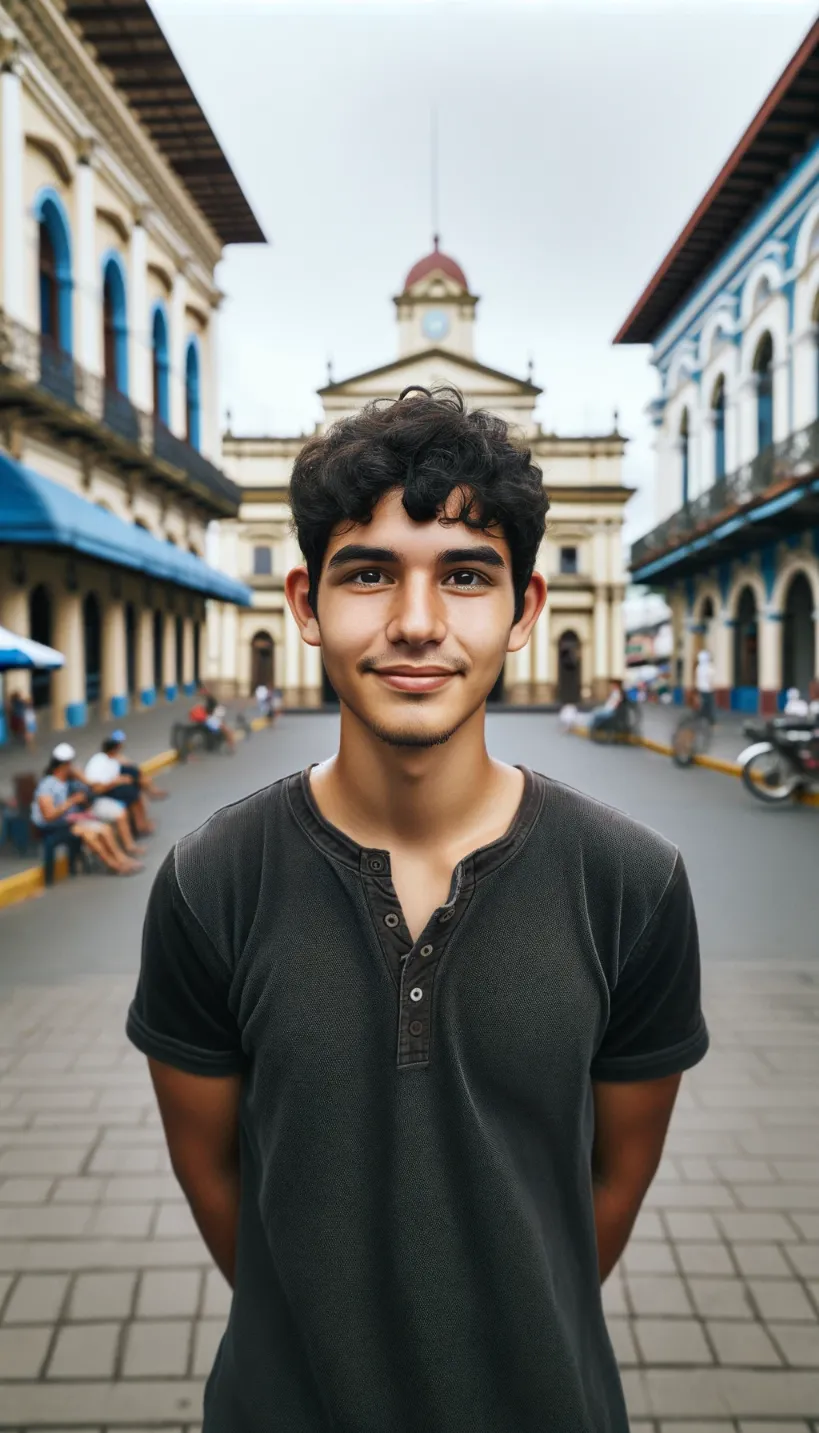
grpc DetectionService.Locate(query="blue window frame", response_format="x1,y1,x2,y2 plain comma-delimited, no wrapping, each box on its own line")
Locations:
712,377,725,480
151,302,170,424
755,332,773,455
185,336,201,451
102,251,129,395
34,189,73,355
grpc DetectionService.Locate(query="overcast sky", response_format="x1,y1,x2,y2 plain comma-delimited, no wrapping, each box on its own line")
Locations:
154,0,817,539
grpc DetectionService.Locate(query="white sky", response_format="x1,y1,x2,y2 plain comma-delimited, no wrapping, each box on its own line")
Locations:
153,0,817,540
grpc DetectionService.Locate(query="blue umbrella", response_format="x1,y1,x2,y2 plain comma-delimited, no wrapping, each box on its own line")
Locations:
0,625,65,672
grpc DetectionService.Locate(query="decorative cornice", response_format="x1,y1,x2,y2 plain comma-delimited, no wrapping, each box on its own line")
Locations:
6,0,222,268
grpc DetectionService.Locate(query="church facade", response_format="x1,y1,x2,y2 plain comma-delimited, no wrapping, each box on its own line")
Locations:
212,243,631,705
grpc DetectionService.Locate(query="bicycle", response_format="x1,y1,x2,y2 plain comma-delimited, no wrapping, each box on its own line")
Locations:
671,698,713,768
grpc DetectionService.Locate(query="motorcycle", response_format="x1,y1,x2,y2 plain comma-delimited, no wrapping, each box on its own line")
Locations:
738,716,819,805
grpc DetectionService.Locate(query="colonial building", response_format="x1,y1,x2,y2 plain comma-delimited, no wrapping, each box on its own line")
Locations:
616,18,819,713
216,240,630,705
0,0,264,742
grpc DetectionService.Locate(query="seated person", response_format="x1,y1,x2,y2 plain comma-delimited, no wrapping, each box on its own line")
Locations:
589,680,625,732
32,744,142,876
84,734,152,843
205,699,236,752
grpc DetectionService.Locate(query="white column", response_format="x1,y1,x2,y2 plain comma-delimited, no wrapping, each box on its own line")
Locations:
303,639,323,699
182,617,195,691
52,591,86,729
593,589,609,686
136,606,154,703
76,148,100,373
220,602,238,695
201,300,221,462
609,588,625,681
284,609,302,694
0,587,30,702
714,609,732,701
1,50,25,323
170,266,188,436
129,217,151,412
162,611,176,697
101,598,128,718
760,609,783,706
533,602,549,688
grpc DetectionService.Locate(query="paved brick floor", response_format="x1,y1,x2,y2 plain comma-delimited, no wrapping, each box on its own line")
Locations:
0,964,816,1431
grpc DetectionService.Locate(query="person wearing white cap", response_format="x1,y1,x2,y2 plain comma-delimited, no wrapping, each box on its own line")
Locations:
84,732,153,842
31,746,142,875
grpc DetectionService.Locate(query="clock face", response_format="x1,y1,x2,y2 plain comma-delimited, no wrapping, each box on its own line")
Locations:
422,308,450,341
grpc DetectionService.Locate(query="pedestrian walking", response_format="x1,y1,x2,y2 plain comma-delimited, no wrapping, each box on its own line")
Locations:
127,385,709,1433
694,648,716,724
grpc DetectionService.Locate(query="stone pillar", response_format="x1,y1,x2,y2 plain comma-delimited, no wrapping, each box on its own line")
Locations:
162,610,177,701
129,215,151,413
136,607,155,707
609,588,625,682
592,588,609,700
76,146,100,374
170,266,188,437
101,598,128,718
219,602,238,697
0,47,24,324
52,591,86,730
533,600,550,697
182,617,195,695
0,586,31,703
759,609,783,715
715,616,734,710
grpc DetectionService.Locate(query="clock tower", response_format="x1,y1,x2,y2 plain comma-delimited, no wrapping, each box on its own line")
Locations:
394,237,478,359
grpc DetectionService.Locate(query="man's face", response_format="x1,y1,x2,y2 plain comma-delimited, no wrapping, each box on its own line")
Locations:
287,488,545,749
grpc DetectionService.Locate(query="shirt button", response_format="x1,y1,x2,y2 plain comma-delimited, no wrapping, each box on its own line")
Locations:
419,943,433,958
410,987,423,1002
368,857,384,873
409,1019,423,1037
438,911,453,923
384,913,400,929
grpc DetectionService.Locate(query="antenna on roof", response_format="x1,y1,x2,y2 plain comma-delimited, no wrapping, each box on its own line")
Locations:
326,356,334,386
431,103,440,247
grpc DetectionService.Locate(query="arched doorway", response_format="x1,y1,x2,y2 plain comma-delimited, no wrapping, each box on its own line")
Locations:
83,593,101,706
151,303,170,423
782,573,815,696
185,337,201,450
250,631,274,693
557,630,581,705
125,602,136,697
29,584,52,709
153,610,164,693
733,586,758,710
695,596,714,662
711,378,726,481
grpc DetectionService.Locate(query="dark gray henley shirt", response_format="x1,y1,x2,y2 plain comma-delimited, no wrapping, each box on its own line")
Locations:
126,765,709,1433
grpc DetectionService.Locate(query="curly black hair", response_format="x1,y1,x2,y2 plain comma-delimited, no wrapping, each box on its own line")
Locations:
289,385,550,622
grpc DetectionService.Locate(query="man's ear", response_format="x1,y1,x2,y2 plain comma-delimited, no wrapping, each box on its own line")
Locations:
285,566,321,647
507,572,547,653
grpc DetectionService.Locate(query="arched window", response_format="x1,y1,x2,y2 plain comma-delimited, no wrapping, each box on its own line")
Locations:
783,573,815,696
185,337,201,450
680,407,690,505
102,252,128,394
711,377,726,481
253,545,272,576
151,303,170,423
752,276,772,314
754,331,774,454
734,586,759,694
34,190,73,354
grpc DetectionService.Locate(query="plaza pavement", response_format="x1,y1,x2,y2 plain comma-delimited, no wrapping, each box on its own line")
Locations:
0,713,817,1432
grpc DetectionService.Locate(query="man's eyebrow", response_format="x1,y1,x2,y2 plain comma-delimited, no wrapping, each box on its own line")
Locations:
437,546,507,569
327,544,399,569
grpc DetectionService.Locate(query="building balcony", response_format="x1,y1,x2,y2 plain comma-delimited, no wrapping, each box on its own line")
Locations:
631,417,819,582
0,314,241,519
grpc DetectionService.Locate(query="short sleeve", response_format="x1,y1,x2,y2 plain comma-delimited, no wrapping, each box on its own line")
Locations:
590,851,709,1083
126,848,248,1077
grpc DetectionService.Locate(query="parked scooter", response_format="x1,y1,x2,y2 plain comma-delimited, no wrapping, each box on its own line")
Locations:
739,711,819,805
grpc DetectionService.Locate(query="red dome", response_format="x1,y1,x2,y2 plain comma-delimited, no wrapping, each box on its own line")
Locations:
403,238,468,291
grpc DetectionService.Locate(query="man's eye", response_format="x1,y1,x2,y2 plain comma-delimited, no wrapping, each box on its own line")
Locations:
446,570,487,587
350,569,384,586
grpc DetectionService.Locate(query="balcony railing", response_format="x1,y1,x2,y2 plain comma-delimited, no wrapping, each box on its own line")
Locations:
0,313,240,515
631,417,819,572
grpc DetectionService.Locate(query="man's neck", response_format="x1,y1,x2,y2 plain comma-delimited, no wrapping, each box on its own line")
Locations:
310,704,513,851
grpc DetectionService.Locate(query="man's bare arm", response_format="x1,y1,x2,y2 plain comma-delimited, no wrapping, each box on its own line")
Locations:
148,1058,243,1288
591,1072,682,1282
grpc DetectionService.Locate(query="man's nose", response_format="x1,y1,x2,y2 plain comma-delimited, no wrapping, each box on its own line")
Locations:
385,574,447,646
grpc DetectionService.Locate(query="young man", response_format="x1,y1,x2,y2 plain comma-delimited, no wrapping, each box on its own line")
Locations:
84,733,154,840
127,387,709,1433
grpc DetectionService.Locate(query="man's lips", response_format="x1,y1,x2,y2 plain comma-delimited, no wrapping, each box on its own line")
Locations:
371,667,458,693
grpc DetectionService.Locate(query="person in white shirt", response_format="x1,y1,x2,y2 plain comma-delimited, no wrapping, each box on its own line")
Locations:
694,650,715,725
84,734,152,842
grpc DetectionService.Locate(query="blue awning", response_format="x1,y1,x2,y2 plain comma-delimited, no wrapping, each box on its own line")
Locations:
0,451,251,605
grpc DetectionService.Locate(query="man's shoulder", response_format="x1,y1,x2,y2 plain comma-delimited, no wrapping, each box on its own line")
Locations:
176,771,297,873
531,770,679,893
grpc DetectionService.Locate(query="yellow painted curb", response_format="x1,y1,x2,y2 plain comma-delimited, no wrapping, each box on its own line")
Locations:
139,749,178,777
